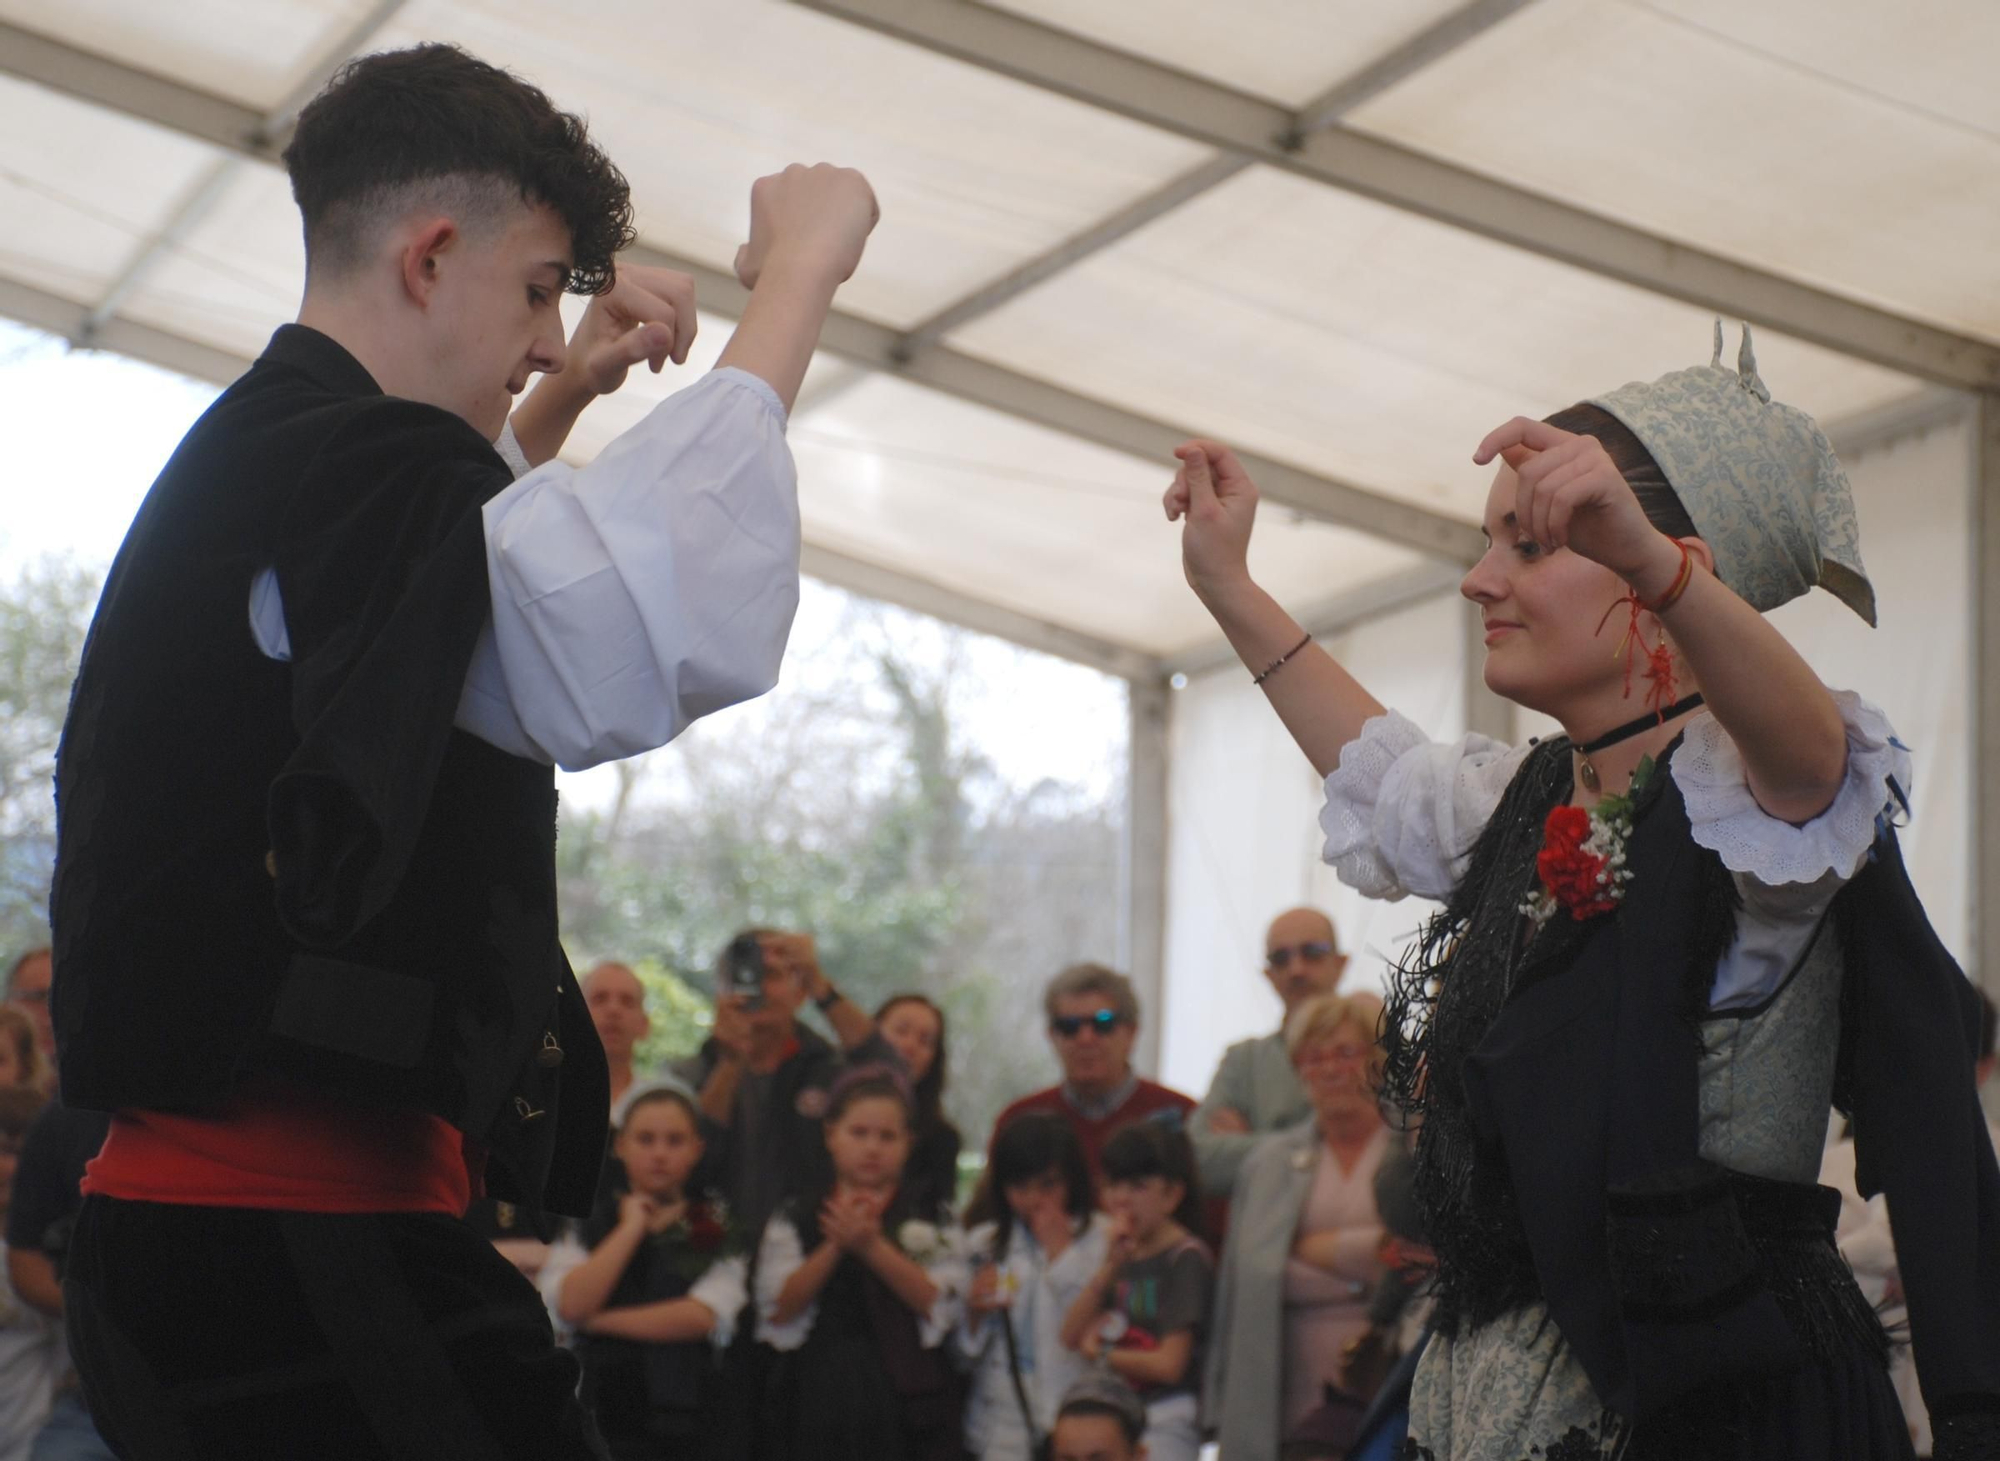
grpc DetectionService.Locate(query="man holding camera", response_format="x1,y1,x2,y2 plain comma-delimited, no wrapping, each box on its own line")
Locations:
677,931,880,1242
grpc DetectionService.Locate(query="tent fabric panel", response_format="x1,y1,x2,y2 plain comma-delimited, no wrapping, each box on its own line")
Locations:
1348,0,2000,342
780,370,1425,658
984,0,1471,109
0,73,223,308
116,164,306,362
374,0,1211,330
0,0,379,114
949,165,1919,524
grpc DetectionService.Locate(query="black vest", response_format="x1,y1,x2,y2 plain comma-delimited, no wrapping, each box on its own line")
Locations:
50,325,606,1225
1451,756,2000,1429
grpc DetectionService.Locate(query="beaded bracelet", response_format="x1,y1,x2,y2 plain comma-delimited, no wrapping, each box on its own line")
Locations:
1253,632,1314,686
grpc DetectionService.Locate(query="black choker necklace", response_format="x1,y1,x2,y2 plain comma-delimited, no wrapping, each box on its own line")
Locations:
1574,692,1705,792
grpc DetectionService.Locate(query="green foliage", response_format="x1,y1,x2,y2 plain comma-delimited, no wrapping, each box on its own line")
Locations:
0,558,99,961
0,559,1123,1154
556,598,1124,1152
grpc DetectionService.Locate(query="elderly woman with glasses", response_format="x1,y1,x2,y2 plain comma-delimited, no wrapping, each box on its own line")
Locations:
1205,991,1393,1461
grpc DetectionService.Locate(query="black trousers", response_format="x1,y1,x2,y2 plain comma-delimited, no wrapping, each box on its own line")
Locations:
65,1195,608,1461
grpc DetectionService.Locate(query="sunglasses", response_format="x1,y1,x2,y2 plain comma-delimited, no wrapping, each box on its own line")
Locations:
1266,940,1335,970
1049,1010,1124,1039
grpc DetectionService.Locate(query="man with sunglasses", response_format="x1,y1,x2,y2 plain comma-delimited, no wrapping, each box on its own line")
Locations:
990,963,1194,1186
1190,908,1349,1195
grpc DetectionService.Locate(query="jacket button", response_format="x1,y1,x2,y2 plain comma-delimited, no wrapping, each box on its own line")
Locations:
264,850,278,879
537,1032,563,1069
514,1096,546,1123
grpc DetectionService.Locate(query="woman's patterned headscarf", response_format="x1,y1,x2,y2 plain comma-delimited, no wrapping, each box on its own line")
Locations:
1591,322,1876,626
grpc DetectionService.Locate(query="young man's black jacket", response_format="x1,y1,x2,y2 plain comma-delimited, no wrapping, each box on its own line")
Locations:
50,325,608,1230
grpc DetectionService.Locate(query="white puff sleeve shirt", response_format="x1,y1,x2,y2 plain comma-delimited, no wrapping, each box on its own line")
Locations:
249,366,799,771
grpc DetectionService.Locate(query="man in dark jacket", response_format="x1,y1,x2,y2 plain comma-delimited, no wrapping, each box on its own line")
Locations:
51,42,876,1460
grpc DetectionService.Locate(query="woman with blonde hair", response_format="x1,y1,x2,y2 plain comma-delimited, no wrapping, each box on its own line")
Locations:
1206,990,1392,1461
1166,327,2000,1459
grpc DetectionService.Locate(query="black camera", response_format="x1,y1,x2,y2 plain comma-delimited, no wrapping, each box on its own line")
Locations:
724,932,766,1011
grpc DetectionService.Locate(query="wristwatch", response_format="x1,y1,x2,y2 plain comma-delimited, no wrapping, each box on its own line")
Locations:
815,985,843,1012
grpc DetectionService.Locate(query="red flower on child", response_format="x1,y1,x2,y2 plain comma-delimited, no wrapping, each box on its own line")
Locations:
686,1207,726,1253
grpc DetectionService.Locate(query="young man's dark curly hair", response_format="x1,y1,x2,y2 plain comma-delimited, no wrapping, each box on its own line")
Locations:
282,43,635,295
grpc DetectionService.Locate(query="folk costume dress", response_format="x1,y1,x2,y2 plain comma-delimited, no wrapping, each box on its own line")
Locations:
538,1194,750,1460
1319,329,2000,1461
752,1196,967,1461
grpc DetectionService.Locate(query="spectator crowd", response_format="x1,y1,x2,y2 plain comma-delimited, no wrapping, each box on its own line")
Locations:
5,914,1994,1460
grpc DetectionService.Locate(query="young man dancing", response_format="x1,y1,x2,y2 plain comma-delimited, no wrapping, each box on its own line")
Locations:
49,43,876,1460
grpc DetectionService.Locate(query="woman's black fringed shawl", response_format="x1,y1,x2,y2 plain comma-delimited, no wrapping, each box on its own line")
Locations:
1379,736,2000,1442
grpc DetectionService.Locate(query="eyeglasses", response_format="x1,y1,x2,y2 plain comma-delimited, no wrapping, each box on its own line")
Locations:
1266,941,1335,970
1049,1010,1124,1039
1297,1043,1371,1069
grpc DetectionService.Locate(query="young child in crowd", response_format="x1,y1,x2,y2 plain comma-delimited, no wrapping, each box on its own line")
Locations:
540,1085,747,1460
1060,1120,1211,1461
0,1087,58,1461
754,1066,965,1461
958,1112,1111,1461
1052,1375,1151,1461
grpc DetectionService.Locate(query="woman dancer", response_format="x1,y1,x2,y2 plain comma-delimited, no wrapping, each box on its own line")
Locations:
1164,327,2000,1460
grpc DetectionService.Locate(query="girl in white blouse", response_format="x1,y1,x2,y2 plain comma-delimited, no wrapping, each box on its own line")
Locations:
752,1067,966,1461
956,1112,1111,1461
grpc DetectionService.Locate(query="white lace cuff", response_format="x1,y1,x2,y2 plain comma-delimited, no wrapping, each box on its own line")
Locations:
1319,711,1526,902
1673,690,1910,888
1319,711,1433,900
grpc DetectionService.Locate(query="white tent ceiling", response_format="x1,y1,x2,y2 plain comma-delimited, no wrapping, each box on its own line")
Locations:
1,0,1994,673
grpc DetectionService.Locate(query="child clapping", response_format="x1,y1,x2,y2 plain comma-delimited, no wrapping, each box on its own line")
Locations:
754,1067,966,1461
542,1086,746,1460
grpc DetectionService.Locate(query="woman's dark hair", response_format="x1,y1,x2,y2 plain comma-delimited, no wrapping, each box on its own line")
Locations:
283,43,635,294
1543,403,1699,541
1100,1117,1204,1242
875,994,954,1136
962,1112,1096,1252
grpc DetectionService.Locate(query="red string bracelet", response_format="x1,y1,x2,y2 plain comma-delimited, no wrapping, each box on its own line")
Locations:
1642,538,1695,615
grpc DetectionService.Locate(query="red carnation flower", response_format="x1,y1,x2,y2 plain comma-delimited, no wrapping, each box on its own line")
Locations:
687,1208,725,1252
1543,805,1592,851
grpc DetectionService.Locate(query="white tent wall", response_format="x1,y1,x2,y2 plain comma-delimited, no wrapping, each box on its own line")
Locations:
1156,590,1467,1095
1154,405,1978,1104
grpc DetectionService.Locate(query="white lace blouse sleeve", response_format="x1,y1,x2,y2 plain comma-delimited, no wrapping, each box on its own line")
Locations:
534,1232,589,1333
904,1221,969,1349
689,1254,750,1350
1319,710,1532,902
951,1222,999,1362
1672,691,1910,907
753,1213,816,1351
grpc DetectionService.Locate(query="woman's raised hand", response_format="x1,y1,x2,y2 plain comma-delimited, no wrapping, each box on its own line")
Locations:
1472,418,1670,586
1165,439,1259,602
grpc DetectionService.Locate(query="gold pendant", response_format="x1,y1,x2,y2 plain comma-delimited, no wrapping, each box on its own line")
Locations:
1578,756,1600,794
